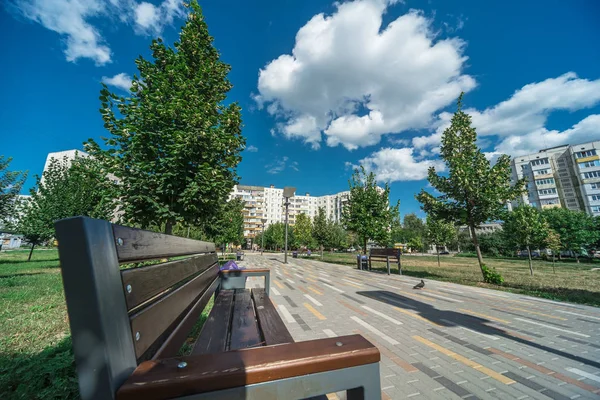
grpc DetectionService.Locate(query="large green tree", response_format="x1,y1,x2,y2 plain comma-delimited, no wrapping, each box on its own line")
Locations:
425,216,456,267
343,166,399,254
416,94,525,279
503,205,549,275
542,207,598,263
326,222,349,251
0,156,27,226
18,155,118,260
264,222,285,250
207,198,245,251
294,213,313,249
86,1,245,234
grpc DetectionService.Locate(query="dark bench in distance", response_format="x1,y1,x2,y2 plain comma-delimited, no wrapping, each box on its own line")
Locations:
55,217,382,400
369,248,402,275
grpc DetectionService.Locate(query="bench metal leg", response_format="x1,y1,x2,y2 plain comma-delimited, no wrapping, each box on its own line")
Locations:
179,362,382,400
55,217,137,400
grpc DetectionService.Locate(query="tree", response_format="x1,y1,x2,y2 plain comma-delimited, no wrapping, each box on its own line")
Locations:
416,94,526,280
0,156,27,226
312,207,329,256
326,222,348,251
503,206,549,275
264,222,285,250
545,229,561,273
86,1,245,235
18,155,118,260
542,208,599,263
207,198,244,251
477,231,511,257
425,217,456,267
294,213,313,250
343,166,399,254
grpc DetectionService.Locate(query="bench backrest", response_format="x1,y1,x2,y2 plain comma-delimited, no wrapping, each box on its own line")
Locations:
369,247,400,259
55,217,218,400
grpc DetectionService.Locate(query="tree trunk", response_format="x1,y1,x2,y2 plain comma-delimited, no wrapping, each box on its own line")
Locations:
469,225,485,279
363,238,367,255
552,254,556,274
164,219,175,235
28,243,35,261
321,245,323,259
437,248,440,268
526,245,533,276
575,252,580,264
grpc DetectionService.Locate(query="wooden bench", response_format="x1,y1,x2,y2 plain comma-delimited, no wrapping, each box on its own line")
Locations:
368,248,402,275
55,217,381,400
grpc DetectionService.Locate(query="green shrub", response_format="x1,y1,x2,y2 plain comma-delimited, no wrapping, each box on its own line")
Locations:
481,264,504,285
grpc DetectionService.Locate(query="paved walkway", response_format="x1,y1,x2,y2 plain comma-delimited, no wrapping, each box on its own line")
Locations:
243,252,600,400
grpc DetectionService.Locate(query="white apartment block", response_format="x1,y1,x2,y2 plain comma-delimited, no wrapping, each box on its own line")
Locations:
510,140,600,216
229,184,351,240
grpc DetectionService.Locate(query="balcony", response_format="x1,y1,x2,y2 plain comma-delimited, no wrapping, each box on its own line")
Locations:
577,155,600,163
541,203,561,209
534,173,554,180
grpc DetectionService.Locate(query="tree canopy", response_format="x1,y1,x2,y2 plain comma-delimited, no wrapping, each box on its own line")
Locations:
416,94,525,279
294,213,313,249
542,207,599,262
0,156,27,226
503,205,549,275
343,166,399,254
86,1,245,234
425,216,456,267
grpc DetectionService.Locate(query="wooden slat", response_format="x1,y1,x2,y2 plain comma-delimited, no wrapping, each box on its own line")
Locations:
192,290,235,355
229,289,262,351
113,224,215,262
252,288,294,346
129,264,219,359
117,334,381,400
152,277,220,360
122,253,218,310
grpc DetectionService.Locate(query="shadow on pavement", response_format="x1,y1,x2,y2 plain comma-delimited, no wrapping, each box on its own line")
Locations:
357,290,600,370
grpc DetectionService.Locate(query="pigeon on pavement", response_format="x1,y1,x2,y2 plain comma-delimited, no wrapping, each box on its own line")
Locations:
413,280,425,289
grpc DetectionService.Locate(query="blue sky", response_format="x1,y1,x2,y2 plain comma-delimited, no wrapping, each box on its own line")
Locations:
2,0,600,217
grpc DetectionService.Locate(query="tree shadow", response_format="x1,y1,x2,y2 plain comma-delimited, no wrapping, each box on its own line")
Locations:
0,272,44,279
356,290,600,370
365,266,445,280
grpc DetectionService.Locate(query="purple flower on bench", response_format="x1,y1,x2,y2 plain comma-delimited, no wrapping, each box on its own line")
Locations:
220,260,245,271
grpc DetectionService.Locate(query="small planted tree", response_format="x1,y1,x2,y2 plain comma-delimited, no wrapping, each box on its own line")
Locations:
86,1,245,234
417,94,525,281
343,166,399,254
18,155,117,260
312,207,328,256
503,205,549,275
545,229,561,273
294,213,313,250
425,216,456,267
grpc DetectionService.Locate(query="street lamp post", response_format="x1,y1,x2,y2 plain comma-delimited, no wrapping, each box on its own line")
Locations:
261,218,267,255
283,187,296,264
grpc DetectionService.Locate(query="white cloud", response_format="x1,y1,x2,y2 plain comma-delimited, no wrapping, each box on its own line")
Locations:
255,0,475,150
355,147,445,182
9,0,185,64
246,145,258,152
102,73,132,91
267,156,288,174
413,73,600,155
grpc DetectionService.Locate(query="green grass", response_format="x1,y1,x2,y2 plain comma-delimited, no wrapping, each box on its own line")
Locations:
319,252,600,307
0,249,213,399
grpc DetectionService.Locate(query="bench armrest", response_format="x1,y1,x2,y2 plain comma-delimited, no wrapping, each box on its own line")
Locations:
116,334,380,400
219,268,270,296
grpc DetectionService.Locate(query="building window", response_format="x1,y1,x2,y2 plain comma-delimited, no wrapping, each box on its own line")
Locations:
592,206,600,213
535,178,555,185
591,195,600,201
538,188,557,195
580,160,600,168
575,149,597,158
584,171,600,179
534,169,550,175
531,158,549,166
591,183,599,189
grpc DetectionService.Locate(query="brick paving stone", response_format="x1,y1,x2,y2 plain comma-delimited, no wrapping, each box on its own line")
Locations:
242,253,600,399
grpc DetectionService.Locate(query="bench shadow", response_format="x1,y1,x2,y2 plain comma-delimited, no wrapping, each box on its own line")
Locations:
356,290,600,370
0,272,44,279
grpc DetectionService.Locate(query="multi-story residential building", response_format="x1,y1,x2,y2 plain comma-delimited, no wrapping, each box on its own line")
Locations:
229,185,352,242
510,144,584,212
510,140,600,216
570,141,600,216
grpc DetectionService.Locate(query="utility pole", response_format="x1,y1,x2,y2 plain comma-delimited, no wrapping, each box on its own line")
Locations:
283,187,296,264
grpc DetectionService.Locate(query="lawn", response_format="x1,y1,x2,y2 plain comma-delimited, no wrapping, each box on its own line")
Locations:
0,249,214,400
319,252,600,307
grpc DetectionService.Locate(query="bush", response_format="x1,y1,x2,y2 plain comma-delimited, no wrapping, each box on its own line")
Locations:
481,264,504,285
455,252,477,258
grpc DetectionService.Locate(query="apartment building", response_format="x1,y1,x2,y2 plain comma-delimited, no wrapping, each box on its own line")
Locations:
229,185,351,241
570,141,600,216
510,140,600,216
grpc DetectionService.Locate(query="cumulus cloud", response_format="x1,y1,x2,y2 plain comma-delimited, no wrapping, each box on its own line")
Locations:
255,0,475,150
8,0,185,64
413,73,600,155
354,147,445,182
102,73,132,91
